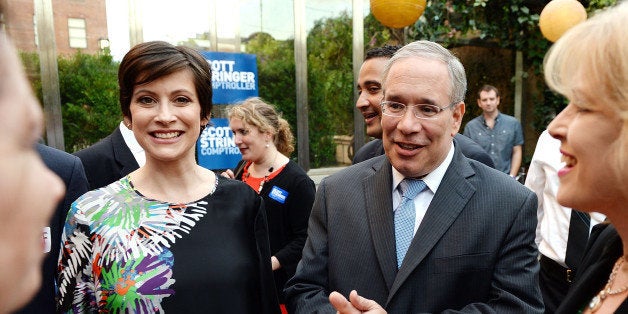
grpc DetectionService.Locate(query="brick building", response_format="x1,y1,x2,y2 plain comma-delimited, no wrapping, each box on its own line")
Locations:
1,0,108,55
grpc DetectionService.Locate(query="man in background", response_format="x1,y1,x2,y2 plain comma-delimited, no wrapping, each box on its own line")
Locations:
464,85,523,176
352,45,399,163
74,121,143,189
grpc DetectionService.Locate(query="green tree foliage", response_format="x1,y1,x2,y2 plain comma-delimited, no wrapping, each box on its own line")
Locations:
411,1,546,66
245,32,297,130
244,32,304,161
22,51,120,152
364,13,394,48
306,12,355,167
58,51,120,152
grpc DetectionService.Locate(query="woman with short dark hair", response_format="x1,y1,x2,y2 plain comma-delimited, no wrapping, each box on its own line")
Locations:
57,41,280,313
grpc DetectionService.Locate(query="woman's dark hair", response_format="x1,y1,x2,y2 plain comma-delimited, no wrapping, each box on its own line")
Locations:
118,41,213,120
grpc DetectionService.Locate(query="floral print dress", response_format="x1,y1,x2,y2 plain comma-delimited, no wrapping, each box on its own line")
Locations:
57,176,279,314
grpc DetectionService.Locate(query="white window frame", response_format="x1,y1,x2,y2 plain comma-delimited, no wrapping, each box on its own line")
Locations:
68,18,87,49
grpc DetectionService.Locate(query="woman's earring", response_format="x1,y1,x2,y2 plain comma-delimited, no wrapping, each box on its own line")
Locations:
265,143,270,148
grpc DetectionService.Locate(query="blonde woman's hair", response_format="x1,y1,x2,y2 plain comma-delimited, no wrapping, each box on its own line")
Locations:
227,97,295,156
544,1,628,172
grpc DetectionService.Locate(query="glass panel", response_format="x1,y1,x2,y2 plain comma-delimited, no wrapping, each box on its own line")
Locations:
68,18,85,28
68,28,86,37
69,38,87,48
240,0,294,40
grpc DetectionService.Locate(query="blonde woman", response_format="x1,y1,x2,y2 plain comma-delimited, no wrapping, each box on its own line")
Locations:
224,97,315,311
543,2,628,313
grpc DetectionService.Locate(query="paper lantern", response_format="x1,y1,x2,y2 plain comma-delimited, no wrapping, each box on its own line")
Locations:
370,0,427,29
539,0,587,42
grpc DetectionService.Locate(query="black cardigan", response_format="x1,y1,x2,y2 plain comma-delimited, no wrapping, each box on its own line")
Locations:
235,159,316,301
556,223,627,313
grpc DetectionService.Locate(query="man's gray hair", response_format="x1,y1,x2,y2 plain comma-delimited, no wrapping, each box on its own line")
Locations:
383,40,467,104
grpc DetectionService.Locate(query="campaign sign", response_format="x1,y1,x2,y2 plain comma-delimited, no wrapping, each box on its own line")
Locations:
200,51,258,104
197,118,241,170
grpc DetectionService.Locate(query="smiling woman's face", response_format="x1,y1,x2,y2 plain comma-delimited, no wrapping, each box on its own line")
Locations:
125,69,206,164
0,33,64,311
547,83,625,214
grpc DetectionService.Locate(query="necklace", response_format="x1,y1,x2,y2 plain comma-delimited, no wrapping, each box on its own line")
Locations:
243,150,279,194
588,257,628,312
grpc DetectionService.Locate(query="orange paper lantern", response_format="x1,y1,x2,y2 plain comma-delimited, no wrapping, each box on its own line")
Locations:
539,0,587,42
370,0,427,29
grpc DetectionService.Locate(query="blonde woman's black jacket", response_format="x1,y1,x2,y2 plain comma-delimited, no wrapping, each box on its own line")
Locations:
235,159,316,302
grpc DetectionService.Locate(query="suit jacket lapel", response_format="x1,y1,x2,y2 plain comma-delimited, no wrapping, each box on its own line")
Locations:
111,127,140,177
364,156,398,291
387,148,477,302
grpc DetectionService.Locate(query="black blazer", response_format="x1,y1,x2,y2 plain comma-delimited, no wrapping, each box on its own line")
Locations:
15,144,89,313
73,126,139,190
352,138,385,165
556,223,627,313
353,134,495,168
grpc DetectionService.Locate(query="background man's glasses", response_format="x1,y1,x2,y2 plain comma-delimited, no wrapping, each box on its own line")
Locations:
381,101,457,120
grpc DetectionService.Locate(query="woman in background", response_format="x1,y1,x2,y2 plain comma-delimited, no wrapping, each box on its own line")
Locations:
543,2,628,313
0,30,65,313
224,97,315,311
57,42,279,313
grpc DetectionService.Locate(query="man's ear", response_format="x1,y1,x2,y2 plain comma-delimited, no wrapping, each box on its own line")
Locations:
451,102,465,136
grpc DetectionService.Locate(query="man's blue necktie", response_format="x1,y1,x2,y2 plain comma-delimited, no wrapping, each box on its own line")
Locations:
395,179,426,269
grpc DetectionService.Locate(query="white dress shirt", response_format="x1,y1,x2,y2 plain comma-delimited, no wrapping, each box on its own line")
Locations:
119,121,146,167
525,130,605,267
392,143,455,236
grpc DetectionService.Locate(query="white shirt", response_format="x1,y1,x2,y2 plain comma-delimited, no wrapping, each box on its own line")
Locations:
524,130,605,267
392,143,455,236
118,121,146,167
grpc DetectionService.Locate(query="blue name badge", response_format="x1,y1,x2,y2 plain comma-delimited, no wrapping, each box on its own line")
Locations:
269,186,289,204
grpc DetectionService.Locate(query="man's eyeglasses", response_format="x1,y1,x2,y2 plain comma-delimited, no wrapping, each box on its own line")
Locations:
380,101,457,120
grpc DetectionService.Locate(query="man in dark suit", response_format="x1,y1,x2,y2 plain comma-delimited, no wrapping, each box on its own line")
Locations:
74,122,142,190
15,144,89,313
353,45,494,168
285,41,543,313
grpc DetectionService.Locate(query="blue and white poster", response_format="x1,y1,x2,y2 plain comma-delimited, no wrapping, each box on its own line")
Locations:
200,51,258,105
197,51,257,170
197,118,241,170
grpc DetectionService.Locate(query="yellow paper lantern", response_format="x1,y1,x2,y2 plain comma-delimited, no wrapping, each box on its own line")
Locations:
539,0,587,42
370,0,427,29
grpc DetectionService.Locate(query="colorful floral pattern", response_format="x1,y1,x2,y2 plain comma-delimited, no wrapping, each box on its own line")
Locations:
57,177,211,313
